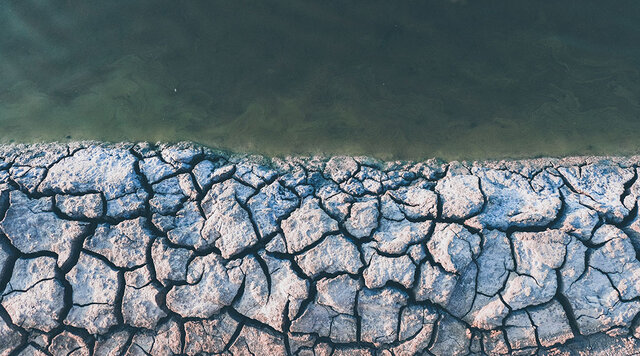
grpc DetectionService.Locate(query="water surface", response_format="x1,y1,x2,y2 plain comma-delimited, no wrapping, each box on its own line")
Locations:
1,0,639,160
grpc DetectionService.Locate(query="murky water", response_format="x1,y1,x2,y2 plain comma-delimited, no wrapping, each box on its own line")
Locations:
1,0,639,160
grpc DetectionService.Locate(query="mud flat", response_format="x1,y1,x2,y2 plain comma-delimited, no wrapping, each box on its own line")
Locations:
2,142,640,354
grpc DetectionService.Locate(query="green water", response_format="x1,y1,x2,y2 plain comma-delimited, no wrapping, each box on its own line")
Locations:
1,0,639,160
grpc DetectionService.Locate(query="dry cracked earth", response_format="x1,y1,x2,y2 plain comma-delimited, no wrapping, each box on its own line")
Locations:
2,142,640,355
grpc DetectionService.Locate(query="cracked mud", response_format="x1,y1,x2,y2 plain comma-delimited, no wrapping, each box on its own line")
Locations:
1,142,640,355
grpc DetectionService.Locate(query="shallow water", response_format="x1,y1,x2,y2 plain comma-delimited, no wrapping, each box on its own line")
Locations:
1,0,639,160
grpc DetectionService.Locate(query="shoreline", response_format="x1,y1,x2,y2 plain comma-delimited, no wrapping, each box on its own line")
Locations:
5,138,640,166
1,141,640,354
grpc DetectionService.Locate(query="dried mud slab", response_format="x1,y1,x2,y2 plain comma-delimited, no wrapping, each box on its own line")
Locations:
0,141,640,354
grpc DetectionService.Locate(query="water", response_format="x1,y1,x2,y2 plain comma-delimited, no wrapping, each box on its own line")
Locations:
1,0,639,160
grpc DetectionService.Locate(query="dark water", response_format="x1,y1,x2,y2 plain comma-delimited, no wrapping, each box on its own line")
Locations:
1,0,639,160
